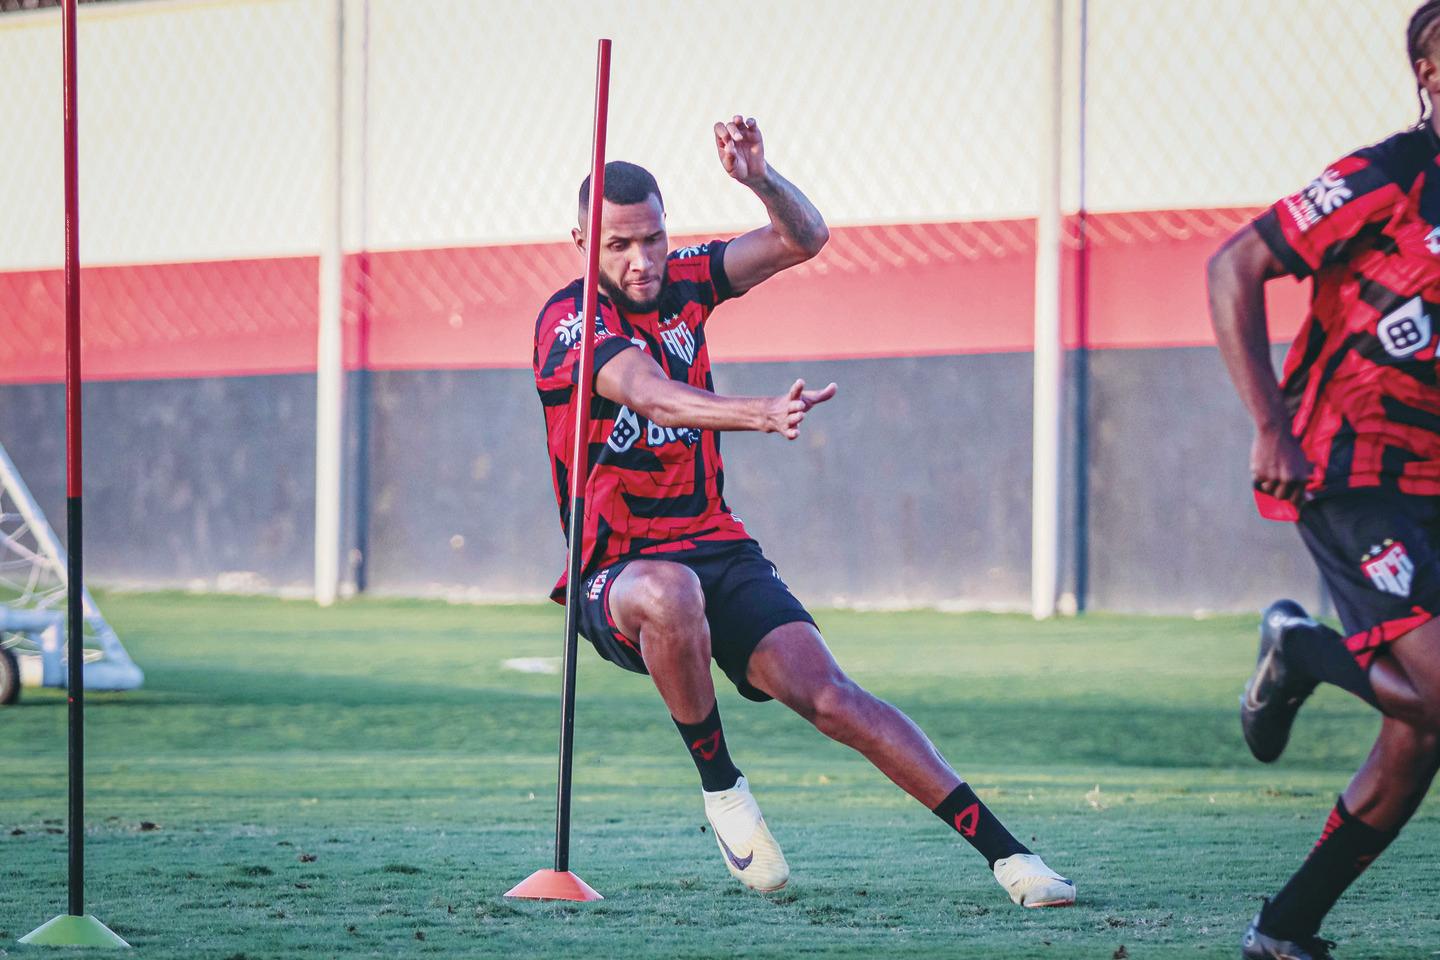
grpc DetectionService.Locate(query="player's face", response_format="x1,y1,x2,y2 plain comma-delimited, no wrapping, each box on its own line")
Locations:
579,195,668,313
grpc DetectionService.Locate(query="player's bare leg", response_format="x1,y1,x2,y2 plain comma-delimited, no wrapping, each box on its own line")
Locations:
746,622,1074,907
1245,620,1440,958
607,560,789,891
608,561,716,724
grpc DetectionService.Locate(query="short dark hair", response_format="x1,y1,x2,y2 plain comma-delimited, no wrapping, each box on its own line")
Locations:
1409,0,1440,120
578,161,663,213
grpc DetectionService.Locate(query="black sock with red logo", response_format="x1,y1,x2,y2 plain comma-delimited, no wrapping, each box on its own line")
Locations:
674,701,741,792
933,783,1030,867
1285,620,1379,707
1260,796,1397,940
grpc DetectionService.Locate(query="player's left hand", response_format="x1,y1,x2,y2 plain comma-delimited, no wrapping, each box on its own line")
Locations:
714,115,769,188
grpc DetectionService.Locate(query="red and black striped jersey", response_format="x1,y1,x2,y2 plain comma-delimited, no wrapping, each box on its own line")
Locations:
1256,124,1440,501
533,240,750,599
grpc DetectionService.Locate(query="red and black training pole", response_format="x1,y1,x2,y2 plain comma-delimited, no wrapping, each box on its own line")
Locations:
505,38,611,903
21,0,128,947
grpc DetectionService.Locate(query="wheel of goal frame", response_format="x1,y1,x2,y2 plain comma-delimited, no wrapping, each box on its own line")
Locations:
0,644,19,705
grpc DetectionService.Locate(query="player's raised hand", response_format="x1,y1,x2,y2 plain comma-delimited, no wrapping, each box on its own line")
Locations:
714,115,768,187
1251,424,1313,506
764,378,838,440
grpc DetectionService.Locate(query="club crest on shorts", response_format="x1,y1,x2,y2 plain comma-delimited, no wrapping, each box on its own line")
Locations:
1362,539,1414,597
586,568,610,601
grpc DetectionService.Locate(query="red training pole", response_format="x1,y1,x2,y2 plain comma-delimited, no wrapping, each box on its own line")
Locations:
61,0,86,920
20,2,126,945
556,35,611,874
504,38,610,903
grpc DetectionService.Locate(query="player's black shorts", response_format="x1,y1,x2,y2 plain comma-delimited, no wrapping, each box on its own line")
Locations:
576,539,815,702
1298,489,1440,669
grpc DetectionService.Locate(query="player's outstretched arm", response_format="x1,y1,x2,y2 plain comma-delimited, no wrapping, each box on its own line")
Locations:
596,347,836,440
713,115,829,296
1207,223,1312,506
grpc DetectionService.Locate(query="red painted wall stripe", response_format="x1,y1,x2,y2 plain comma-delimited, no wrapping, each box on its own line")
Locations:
0,208,1309,385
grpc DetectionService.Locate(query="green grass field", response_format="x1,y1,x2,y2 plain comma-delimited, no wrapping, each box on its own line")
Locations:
2,594,1436,959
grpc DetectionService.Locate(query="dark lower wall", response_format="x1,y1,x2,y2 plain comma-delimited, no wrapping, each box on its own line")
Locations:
0,346,1325,613
0,376,316,590
711,356,1033,608
362,353,1035,607
1081,344,1322,614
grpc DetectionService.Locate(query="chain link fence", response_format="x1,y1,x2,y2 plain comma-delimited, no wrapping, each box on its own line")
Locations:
1084,0,1421,241
0,0,325,381
3,0,1429,373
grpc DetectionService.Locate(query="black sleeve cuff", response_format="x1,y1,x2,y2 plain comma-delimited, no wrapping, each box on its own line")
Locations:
709,239,741,302
1253,208,1313,279
585,335,637,382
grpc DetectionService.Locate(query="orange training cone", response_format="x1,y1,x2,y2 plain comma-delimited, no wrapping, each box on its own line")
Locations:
504,869,603,902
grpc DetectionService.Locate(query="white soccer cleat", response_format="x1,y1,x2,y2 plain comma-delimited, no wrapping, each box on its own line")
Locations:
993,853,1076,908
702,775,789,892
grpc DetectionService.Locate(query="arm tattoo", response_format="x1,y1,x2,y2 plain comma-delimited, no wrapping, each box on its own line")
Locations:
753,167,827,253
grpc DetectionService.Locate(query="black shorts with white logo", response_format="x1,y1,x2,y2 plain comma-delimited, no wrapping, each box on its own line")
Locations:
576,539,815,702
1298,489,1440,669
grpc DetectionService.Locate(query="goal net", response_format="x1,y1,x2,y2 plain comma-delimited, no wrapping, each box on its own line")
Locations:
0,442,142,694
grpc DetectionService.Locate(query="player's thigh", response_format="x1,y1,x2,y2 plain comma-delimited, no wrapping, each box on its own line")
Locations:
1385,617,1440,713
703,544,818,702
745,620,851,715
605,558,706,642
1389,498,1440,707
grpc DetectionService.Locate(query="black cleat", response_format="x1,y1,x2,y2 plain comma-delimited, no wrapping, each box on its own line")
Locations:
1240,600,1320,763
1241,911,1336,960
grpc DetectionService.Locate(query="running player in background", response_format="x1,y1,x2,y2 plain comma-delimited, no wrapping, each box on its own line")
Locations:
532,117,1074,906
1208,5,1440,957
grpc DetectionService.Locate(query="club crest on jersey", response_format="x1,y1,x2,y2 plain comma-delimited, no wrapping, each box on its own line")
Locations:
1376,296,1432,359
1362,539,1414,597
660,321,697,365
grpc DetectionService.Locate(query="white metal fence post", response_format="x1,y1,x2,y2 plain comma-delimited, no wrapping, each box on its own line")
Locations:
314,0,345,606
1031,0,1065,620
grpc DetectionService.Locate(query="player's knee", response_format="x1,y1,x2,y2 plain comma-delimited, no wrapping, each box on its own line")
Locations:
808,677,866,740
630,564,706,635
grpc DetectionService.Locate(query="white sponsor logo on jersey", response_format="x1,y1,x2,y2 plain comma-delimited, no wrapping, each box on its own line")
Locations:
607,405,698,452
607,405,641,453
1284,168,1351,233
647,422,701,447
1425,226,1440,255
1376,296,1432,359
1304,169,1352,216
555,311,610,349
1363,540,1415,597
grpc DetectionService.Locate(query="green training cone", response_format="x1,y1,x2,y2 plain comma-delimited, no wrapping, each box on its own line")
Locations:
19,914,130,948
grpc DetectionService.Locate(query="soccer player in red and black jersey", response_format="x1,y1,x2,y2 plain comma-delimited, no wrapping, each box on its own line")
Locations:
1209,5,1440,957
533,117,1074,905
